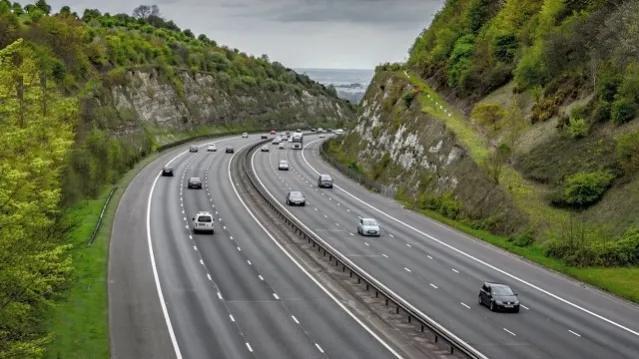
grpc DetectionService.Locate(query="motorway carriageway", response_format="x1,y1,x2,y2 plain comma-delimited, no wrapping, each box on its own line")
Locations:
249,134,639,359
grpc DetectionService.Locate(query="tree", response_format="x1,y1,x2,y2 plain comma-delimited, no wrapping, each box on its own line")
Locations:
0,39,75,357
132,4,159,19
34,0,50,15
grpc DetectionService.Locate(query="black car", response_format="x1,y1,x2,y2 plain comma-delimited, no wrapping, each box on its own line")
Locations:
225,147,234,153
261,135,268,139
478,282,520,313
189,145,198,152
187,177,202,189
161,166,174,176
286,191,306,206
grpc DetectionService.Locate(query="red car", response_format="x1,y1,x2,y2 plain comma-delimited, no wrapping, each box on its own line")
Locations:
270,129,276,135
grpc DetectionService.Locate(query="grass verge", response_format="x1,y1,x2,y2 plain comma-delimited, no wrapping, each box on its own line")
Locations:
44,130,242,358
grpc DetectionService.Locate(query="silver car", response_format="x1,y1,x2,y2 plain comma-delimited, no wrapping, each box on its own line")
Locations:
278,160,289,171
192,211,214,234
357,217,380,236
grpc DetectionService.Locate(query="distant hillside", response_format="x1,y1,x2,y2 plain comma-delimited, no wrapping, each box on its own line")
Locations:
0,1,352,356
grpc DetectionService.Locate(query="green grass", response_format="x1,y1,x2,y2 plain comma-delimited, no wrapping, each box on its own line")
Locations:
45,190,111,359
404,71,490,162
44,129,249,358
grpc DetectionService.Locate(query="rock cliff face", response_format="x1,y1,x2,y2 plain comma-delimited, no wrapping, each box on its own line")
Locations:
110,69,351,131
338,71,524,234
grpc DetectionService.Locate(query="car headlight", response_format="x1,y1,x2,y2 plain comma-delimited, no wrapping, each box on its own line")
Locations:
495,300,503,305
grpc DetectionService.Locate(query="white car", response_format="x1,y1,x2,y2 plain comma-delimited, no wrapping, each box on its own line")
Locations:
278,160,289,171
192,211,214,234
288,137,294,143
260,145,269,152
272,137,281,145
241,132,249,138
278,143,285,150
357,217,381,237
207,144,217,152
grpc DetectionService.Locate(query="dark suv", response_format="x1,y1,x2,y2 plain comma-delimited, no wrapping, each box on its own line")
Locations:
478,282,520,313
161,166,174,176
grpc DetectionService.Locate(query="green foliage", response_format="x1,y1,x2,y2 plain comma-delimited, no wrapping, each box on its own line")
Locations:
471,103,505,132
0,38,76,357
616,131,639,176
546,226,639,266
555,170,614,208
611,98,637,125
418,192,461,219
567,116,588,139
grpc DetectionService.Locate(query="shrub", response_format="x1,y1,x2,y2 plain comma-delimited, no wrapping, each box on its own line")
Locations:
567,116,588,139
508,229,534,247
616,131,639,175
555,170,615,207
545,227,639,266
402,89,418,108
418,192,461,219
611,97,637,124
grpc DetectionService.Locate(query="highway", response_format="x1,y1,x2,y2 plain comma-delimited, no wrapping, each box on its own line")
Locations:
250,134,639,359
109,134,408,358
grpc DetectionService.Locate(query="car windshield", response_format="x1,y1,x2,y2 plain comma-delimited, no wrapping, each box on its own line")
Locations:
492,285,514,296
320,175,331,181
190,178,201,183
197,216,212,222
280,161,288,165
289,191,303,198
362,219,378,226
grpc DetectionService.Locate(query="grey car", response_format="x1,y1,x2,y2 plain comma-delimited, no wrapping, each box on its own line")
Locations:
189,145,198,152
286,191,306,206
479,282,520,312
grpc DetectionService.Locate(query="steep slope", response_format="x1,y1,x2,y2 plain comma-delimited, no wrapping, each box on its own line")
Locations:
328,0,639,299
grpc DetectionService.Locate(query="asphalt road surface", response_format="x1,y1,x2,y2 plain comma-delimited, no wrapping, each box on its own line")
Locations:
249,134,639,359
109,134,405,358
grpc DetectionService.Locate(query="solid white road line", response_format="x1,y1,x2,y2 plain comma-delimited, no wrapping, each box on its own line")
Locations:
233,150,404,359
146,148,189,359
300,139,639,338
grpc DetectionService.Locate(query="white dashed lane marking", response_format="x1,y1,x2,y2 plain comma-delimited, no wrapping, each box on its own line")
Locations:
521,304,530,310
229,314,235,322
461,302,471,309
503,328,516,336
403,267,412,273
569,330,581,337
429,283,438,289
381,253,389,258
291,315,300,324
451,268,459,274
245,343,253,353
315,343,325,354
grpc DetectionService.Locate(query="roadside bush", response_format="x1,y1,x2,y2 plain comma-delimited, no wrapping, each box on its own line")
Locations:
553,170,614,208
545,227,639,266
508,229,534,247
418,192,461,219
402,89,418,108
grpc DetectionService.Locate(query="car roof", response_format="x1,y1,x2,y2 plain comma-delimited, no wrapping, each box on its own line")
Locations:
195,211,212,216
189,176,201,181
484,282,510,288
319,174,331,178
289,191,303,195
280,159,288,163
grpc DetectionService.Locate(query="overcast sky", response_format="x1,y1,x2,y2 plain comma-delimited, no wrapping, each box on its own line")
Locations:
43,0,444,69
